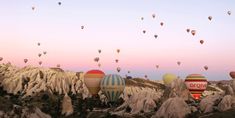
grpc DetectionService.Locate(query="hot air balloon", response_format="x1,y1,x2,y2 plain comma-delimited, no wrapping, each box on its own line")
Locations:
229,71,235,79
186,29,190,33
185,74,207,100
39,61,42,65
200,40,204,44
100,74,125,102
94,57,99,62
98,49,101,54
37,42,40,46
156,65,159,69
117,49,120,53
38,53,42,57
204,66,208,70
0,57,3,61
162,73,177,85
24,59,28,63
152,14,156,18
177,61,181,66
81,26,84,29
127,71,130,74
141,17,144,20
154,34,158,39
43,51,47,55
208,16,212,21
58,2,61,5
144,75,148,78
115,59,119,63
84,70,105,95
98,63,101,67
191,30,196,36
117,67,121,72
227,11,231,15
56,64,60,68
143,30,146,34
160,22,164,26
32,6,35,11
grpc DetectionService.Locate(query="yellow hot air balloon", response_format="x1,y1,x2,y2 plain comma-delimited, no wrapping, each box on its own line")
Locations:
162,73,177,85
84,70,105,95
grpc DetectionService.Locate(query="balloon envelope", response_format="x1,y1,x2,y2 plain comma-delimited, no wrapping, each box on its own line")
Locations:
84,70,105,95
200,40,204,44
191,30,196,36
229,71,235,79
162,73,177,85
24,59,28,63
100,74,125,102
0,57,3,61
185,74,207,100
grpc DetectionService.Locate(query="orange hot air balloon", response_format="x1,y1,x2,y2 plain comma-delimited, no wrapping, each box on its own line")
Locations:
186,29,190,33
117,49,120,53
208,16,212,21
0,57,3,61
154,34,158,39
160,22,164,26
200,40,204,44
39,61,42,65
84,70,105,95
24,59,28,63
185,74,208,100
98,49,101,54
229,71,235,79
204,66,208,70
191,30,196,36
143,30,146,34
177,61,181,66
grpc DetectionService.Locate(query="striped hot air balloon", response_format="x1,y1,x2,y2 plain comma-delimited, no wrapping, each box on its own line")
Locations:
84,70,105,95
100,74,125,102
185,74,207,100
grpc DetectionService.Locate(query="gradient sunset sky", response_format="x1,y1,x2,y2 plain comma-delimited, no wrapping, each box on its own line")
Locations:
0,0,235,80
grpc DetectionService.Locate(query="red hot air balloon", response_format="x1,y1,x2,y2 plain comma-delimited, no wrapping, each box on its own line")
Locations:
229,71,235,79
185,74,208,100
84,70,105,95
200,40,204,44
160,22,164,26
186,29,190,33
24,59,28,63
204,66,208,70
191,30,196,36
